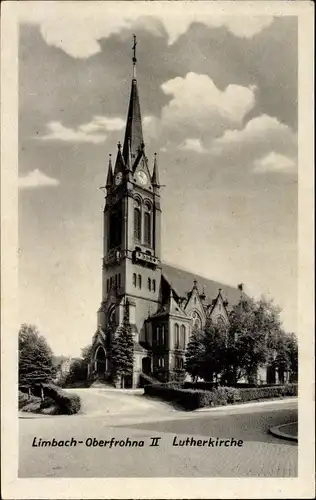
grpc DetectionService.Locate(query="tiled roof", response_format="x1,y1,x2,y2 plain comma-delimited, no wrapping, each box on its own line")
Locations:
161,263,242,308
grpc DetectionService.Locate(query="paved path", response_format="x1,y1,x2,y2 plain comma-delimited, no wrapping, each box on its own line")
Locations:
19,391,297,478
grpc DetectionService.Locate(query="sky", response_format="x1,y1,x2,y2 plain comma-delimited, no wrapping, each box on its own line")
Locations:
18,4,298,357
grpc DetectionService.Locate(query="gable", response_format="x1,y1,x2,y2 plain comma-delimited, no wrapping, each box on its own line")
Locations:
209,293,229,323
183,287,206,322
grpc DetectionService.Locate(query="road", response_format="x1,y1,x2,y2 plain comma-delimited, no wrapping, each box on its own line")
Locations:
19,390,298,478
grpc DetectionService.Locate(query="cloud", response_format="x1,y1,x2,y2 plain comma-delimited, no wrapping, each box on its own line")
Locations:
19,169,60,189
178,138,207,154
148,73,256,149
19,4,274,58
212,114,297,159
253,152,296,174
210,114,297,176
35,116,125,143
161,73,255,129
212,114,293,152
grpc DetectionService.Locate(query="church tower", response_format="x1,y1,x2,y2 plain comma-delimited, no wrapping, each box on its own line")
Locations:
97,36,162,351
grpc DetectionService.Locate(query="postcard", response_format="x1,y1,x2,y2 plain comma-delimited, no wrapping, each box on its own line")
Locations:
1,1,314,498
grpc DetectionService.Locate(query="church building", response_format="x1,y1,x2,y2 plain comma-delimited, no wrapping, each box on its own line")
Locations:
88,39,245,388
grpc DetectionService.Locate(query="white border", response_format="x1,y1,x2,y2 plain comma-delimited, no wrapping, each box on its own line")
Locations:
1,2,314,498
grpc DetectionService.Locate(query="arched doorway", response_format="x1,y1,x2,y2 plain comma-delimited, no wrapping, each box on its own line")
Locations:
142,356,151,375
95,346,107,378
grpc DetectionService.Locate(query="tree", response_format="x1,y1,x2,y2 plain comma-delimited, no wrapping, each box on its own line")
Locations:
285,332,298,382
227,297,283,384
19,323,55,386
67,357,88,384
201,320,228,382
110,304,134,388
81,344,93,363
185,327,205,382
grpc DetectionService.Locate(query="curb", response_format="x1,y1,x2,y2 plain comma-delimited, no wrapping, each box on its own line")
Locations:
195,397,298,413
269,422,298,442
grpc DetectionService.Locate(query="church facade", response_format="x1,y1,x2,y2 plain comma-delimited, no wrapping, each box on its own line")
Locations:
88,45,251,387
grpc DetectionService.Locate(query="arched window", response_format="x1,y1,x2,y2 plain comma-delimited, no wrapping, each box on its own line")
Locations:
108,307,116,327
180,325,186,349
153,279,156,292
143,202,152,246
133,273,137,287
161,325,165,346
118,274,121,288
134,199,141,242
138,274,142,289
191,311,202,329
174,323,179,348
148,278,151,291
216,315,226,326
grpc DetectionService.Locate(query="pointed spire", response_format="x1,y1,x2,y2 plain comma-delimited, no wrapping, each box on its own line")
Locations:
126,138,133,171
106,154,113,188
114,141,125,176
151,153,160,187
122,36,144,165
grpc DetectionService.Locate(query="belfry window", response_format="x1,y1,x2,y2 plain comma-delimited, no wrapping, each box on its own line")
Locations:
153,279,156,292
174,323,179,348
134,199,141,242
138,274,142,289
180,325,186,349
148,278,151,291
143,202,152,246
133,273,137,287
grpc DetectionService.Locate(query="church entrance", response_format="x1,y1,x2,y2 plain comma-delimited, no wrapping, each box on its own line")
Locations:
142,356,151,375
95,346,107,378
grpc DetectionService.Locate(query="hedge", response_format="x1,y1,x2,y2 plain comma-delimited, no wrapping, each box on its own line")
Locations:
42,384,81,414
144,383,298,410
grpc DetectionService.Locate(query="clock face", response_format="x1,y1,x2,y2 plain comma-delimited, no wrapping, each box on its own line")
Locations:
137,170,148,186
115,172,123,185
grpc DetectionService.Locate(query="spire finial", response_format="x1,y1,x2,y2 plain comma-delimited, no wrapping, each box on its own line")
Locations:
132,34,138,79
151,152,160,188
106,153,113,188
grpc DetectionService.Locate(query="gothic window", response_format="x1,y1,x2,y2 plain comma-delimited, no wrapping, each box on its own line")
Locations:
109,205,122,249
133,273,137,287
138,274,142,288
161,325,165,346
153,279,156,292
108,307,116,327
158,356,164,368
180,325,186,349
143,202,152,246
216,316,226,326
134,199,141,242
191,311,202,329
148,278,151,291
157,325,165,346
174,323,179,348
175,357,184,370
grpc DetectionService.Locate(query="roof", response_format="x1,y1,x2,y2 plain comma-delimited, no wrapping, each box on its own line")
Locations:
122,78,144,163
161,263,242,308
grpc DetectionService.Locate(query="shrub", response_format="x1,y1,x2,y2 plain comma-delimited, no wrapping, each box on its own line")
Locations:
19,391,30,409
42,384,81,415
144,383,297,410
